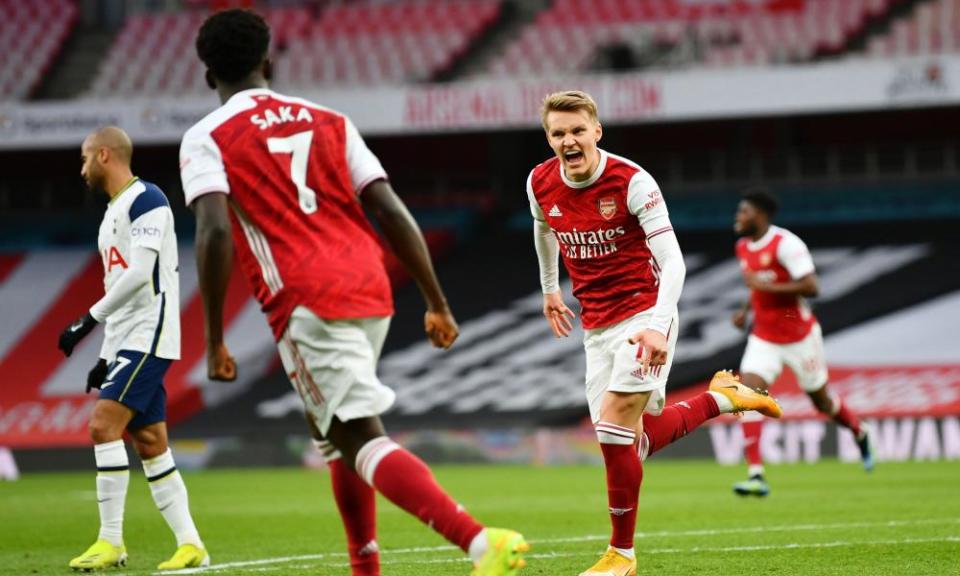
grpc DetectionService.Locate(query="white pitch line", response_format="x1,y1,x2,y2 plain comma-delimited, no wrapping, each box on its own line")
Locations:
156,517,960,575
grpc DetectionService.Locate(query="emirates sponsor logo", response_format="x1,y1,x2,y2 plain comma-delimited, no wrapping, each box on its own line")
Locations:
554,226,626,246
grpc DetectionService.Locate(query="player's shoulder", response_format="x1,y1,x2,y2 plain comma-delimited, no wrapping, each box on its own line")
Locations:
267,90,346,121
530,156,560,187
128,179,170,221
182,90,264,146
604,151,649,178
771,225,805,245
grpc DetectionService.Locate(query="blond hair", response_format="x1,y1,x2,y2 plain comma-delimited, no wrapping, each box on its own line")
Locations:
541,90,599,130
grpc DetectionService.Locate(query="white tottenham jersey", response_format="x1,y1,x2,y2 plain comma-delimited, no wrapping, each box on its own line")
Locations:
97,178,180,362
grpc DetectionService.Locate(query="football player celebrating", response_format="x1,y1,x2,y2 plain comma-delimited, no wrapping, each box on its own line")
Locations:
528,91,783,576
731,188,873,497
59,126,208,571
180,10,526,576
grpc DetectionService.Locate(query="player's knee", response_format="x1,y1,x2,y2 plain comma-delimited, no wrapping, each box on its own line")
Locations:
88,418,122,444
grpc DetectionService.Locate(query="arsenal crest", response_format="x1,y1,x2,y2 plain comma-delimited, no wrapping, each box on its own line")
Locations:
598,197,617,220
759,252,772,267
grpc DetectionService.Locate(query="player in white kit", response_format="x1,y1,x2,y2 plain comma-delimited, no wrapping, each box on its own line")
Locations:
58,127,208,571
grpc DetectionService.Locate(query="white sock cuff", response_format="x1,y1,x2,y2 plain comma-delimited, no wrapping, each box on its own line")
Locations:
355,436,400,486
95,440,129,471
596,422,636,445
143,449,177,482
707,390,734,413
313,439,342,463
748,464,766,477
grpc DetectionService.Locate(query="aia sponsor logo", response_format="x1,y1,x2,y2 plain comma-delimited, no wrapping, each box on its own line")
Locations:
598,197,617,220
103,246,128,272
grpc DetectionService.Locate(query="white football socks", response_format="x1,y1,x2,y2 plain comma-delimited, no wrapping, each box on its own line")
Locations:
142,449,202,548
94,440,129,547
467,529,488,563
707,390,734,413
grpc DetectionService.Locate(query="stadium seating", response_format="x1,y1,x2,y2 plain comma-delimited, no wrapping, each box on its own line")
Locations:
89,0,500,97
867,0,960,57
486,0,901,76
0,0,76,100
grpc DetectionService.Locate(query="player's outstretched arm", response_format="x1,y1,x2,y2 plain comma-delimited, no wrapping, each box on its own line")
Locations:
193,193,237,380
360,179,457,349
745,271,819,297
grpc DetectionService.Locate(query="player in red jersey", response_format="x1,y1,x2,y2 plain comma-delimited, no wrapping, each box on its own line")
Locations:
180,10,527,576
731,188,874,497
529,91,782,576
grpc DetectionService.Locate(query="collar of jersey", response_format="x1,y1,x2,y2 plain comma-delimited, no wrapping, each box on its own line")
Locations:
560,149,608,189
747,224,780,250
109,176,140,205
229,87,274,103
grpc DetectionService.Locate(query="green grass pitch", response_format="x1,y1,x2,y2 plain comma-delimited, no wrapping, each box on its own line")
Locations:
2,460,958,575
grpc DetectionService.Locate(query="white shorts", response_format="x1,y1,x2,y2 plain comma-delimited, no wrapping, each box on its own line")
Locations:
583,308,679,423
277,306,395,436
740,322,828,392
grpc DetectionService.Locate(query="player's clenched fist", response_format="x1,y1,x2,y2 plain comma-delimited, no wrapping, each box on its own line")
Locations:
628,329,668,376
543,291,576,338
425,308,459,349
207,343,237,381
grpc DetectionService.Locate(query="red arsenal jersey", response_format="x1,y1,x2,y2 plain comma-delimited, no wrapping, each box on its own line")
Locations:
527,150,673,329
736,225,817,344
180,88,393,339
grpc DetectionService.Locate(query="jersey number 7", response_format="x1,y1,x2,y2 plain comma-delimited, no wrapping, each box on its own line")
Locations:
267,130,318,214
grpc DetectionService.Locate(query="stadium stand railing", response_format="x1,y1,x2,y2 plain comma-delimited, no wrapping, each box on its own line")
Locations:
485,0,905,77
0,0,76,100
87,0,500,97
867,0,960,57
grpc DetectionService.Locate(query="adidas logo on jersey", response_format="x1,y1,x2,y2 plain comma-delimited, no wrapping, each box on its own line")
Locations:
548,204,563,217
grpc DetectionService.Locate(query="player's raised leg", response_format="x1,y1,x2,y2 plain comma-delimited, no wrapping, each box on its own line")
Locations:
808,385,873,471
69,400,132,571
131,420,208,570
638,371,782,461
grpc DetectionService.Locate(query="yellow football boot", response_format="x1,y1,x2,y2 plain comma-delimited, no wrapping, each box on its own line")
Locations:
709,370,783,418
471,528,529,575
157,543,209,570
579,548,637,576
69,539,127,571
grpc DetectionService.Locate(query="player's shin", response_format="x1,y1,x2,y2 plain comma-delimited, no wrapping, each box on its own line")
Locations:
95,440,130,546
596,422,641,556
741,412,765,477
354,437,483,553
638,393,721,460
319,440,380,576
142,449,203,548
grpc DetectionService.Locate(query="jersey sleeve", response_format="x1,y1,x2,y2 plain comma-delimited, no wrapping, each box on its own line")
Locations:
777,233,816,279
626,170,672,238
179,127,229,206
128,186,171,253
526,170,546,221
345,116,387,193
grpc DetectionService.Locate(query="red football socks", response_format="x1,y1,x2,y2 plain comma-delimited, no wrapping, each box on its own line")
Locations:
832,397,863,437
640,392,720,458
596,422,641,550
329,458,380,576
355,437,483,552
742,418,764,468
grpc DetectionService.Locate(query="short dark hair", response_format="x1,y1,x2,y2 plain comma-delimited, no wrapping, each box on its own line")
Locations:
741,187,779,218
196,9,270,84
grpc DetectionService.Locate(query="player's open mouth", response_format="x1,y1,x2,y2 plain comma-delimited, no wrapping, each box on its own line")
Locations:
564,150,584,165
